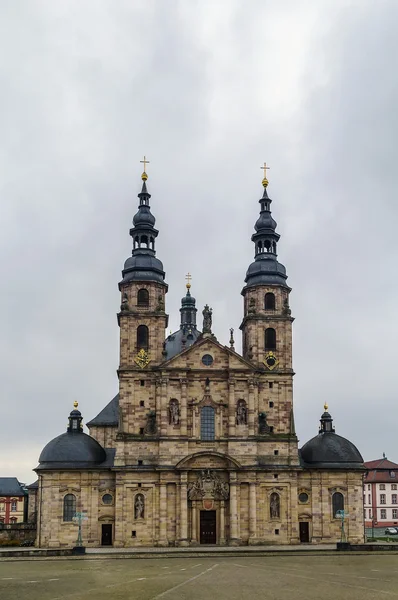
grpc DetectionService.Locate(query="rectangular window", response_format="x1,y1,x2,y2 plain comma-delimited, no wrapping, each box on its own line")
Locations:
368,494,371,504
368,484,371,490
269,382,273,389
381,509,387,519
140,400,145,407
140,380,145,387
200,406,215,441
380,494,386,504
380,484,386,490
269,401,274,408
363,494,366,504
369,509,372,519
11,501,17,512
363,509,366,518
392,494,397,504
393,509,398,519
392,484,397,490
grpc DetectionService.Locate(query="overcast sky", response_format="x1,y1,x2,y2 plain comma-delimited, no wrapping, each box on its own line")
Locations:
1,0,397,484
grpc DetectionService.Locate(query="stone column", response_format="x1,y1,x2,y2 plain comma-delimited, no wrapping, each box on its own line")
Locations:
249,482,257,544
228,379,236,437
289,481,300,543
179,472,189,546
155,378,161,421
191,501,197,544
180,378,188,436
159,483,168,546
160,378,168,436
248,380,255,436
219,500,226,545
229,472,240,545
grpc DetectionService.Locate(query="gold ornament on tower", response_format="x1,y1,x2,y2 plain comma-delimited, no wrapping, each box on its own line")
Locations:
263,351,279,371
134,348,151,369
260,162,270,188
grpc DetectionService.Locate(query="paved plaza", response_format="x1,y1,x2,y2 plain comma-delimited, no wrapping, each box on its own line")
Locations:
1,554,398,600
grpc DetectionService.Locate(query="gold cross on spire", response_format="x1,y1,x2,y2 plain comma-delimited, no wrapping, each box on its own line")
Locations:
260,162,270,187
185,272,192,290
140,155,150,181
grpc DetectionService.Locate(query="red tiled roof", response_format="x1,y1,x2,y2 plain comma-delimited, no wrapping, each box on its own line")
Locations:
364,458,398,469
365,470,398,482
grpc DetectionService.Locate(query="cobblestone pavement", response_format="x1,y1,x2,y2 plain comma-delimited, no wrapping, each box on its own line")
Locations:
1,554,398,600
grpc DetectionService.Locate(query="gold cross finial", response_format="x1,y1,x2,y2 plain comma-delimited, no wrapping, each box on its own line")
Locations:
185,272,192,290
73,400,79,409
261,162,270,187
140,155,150,181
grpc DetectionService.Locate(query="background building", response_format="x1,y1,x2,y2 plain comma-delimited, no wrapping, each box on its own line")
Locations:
0,478,27,524
364,457,398,528
34,169,365,548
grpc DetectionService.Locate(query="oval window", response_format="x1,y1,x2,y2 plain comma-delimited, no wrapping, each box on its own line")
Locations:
102,494,113,505
299,492,309,504
202,354,214,366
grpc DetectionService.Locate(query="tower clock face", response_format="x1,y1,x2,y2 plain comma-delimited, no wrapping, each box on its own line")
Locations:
264,351,279,371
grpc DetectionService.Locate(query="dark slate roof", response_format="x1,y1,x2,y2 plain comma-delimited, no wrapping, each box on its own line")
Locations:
87,394,119,427
27,480,39,489
163,328,201,361
0,477,26,496
299,432,364,470
37,431,107,470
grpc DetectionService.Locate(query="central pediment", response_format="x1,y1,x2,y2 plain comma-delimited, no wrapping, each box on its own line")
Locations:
160,335,254,371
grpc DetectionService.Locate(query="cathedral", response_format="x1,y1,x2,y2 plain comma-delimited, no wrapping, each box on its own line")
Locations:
35,166,365,547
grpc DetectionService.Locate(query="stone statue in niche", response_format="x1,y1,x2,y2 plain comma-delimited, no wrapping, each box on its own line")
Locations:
258,412,271,434
282,297,291,316
187,470,229,500
169,399,180,425
156,294,164,311
134,494,145,519
270,492,280,519
248,297,256,314
236,400,247,425
202,304,213,333
120,292,129,312
144,410,157,435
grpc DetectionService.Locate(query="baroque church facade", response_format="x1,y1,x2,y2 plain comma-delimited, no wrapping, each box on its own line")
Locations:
36,167,365,547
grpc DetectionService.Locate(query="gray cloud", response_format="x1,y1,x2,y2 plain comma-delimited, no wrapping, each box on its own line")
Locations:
1,0,397,482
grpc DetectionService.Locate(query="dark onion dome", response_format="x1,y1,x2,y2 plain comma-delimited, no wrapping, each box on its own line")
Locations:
122,253,165,284
119,172,167,288
300,404,364,469
37,402,107,470
243,176,289,290
163,281,201,360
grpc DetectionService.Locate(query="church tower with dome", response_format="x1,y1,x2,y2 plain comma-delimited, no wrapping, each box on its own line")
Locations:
35,164,365,548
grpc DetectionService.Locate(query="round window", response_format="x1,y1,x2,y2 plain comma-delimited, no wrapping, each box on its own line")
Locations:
102,493,113,505
202,354,214,366
299,492,309,504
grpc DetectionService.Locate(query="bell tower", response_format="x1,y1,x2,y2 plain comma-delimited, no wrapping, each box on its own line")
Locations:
118,162,168,368
240,165,293,372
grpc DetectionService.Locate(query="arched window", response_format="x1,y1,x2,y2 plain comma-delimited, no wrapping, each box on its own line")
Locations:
270,492,280,519
264,293,276,310
10,517,17,524
137,325,149,351
201,406,215,441
63,494,76,522
11,500,17,511
137,288,149,307
332,492,344,517
265,328,276,350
